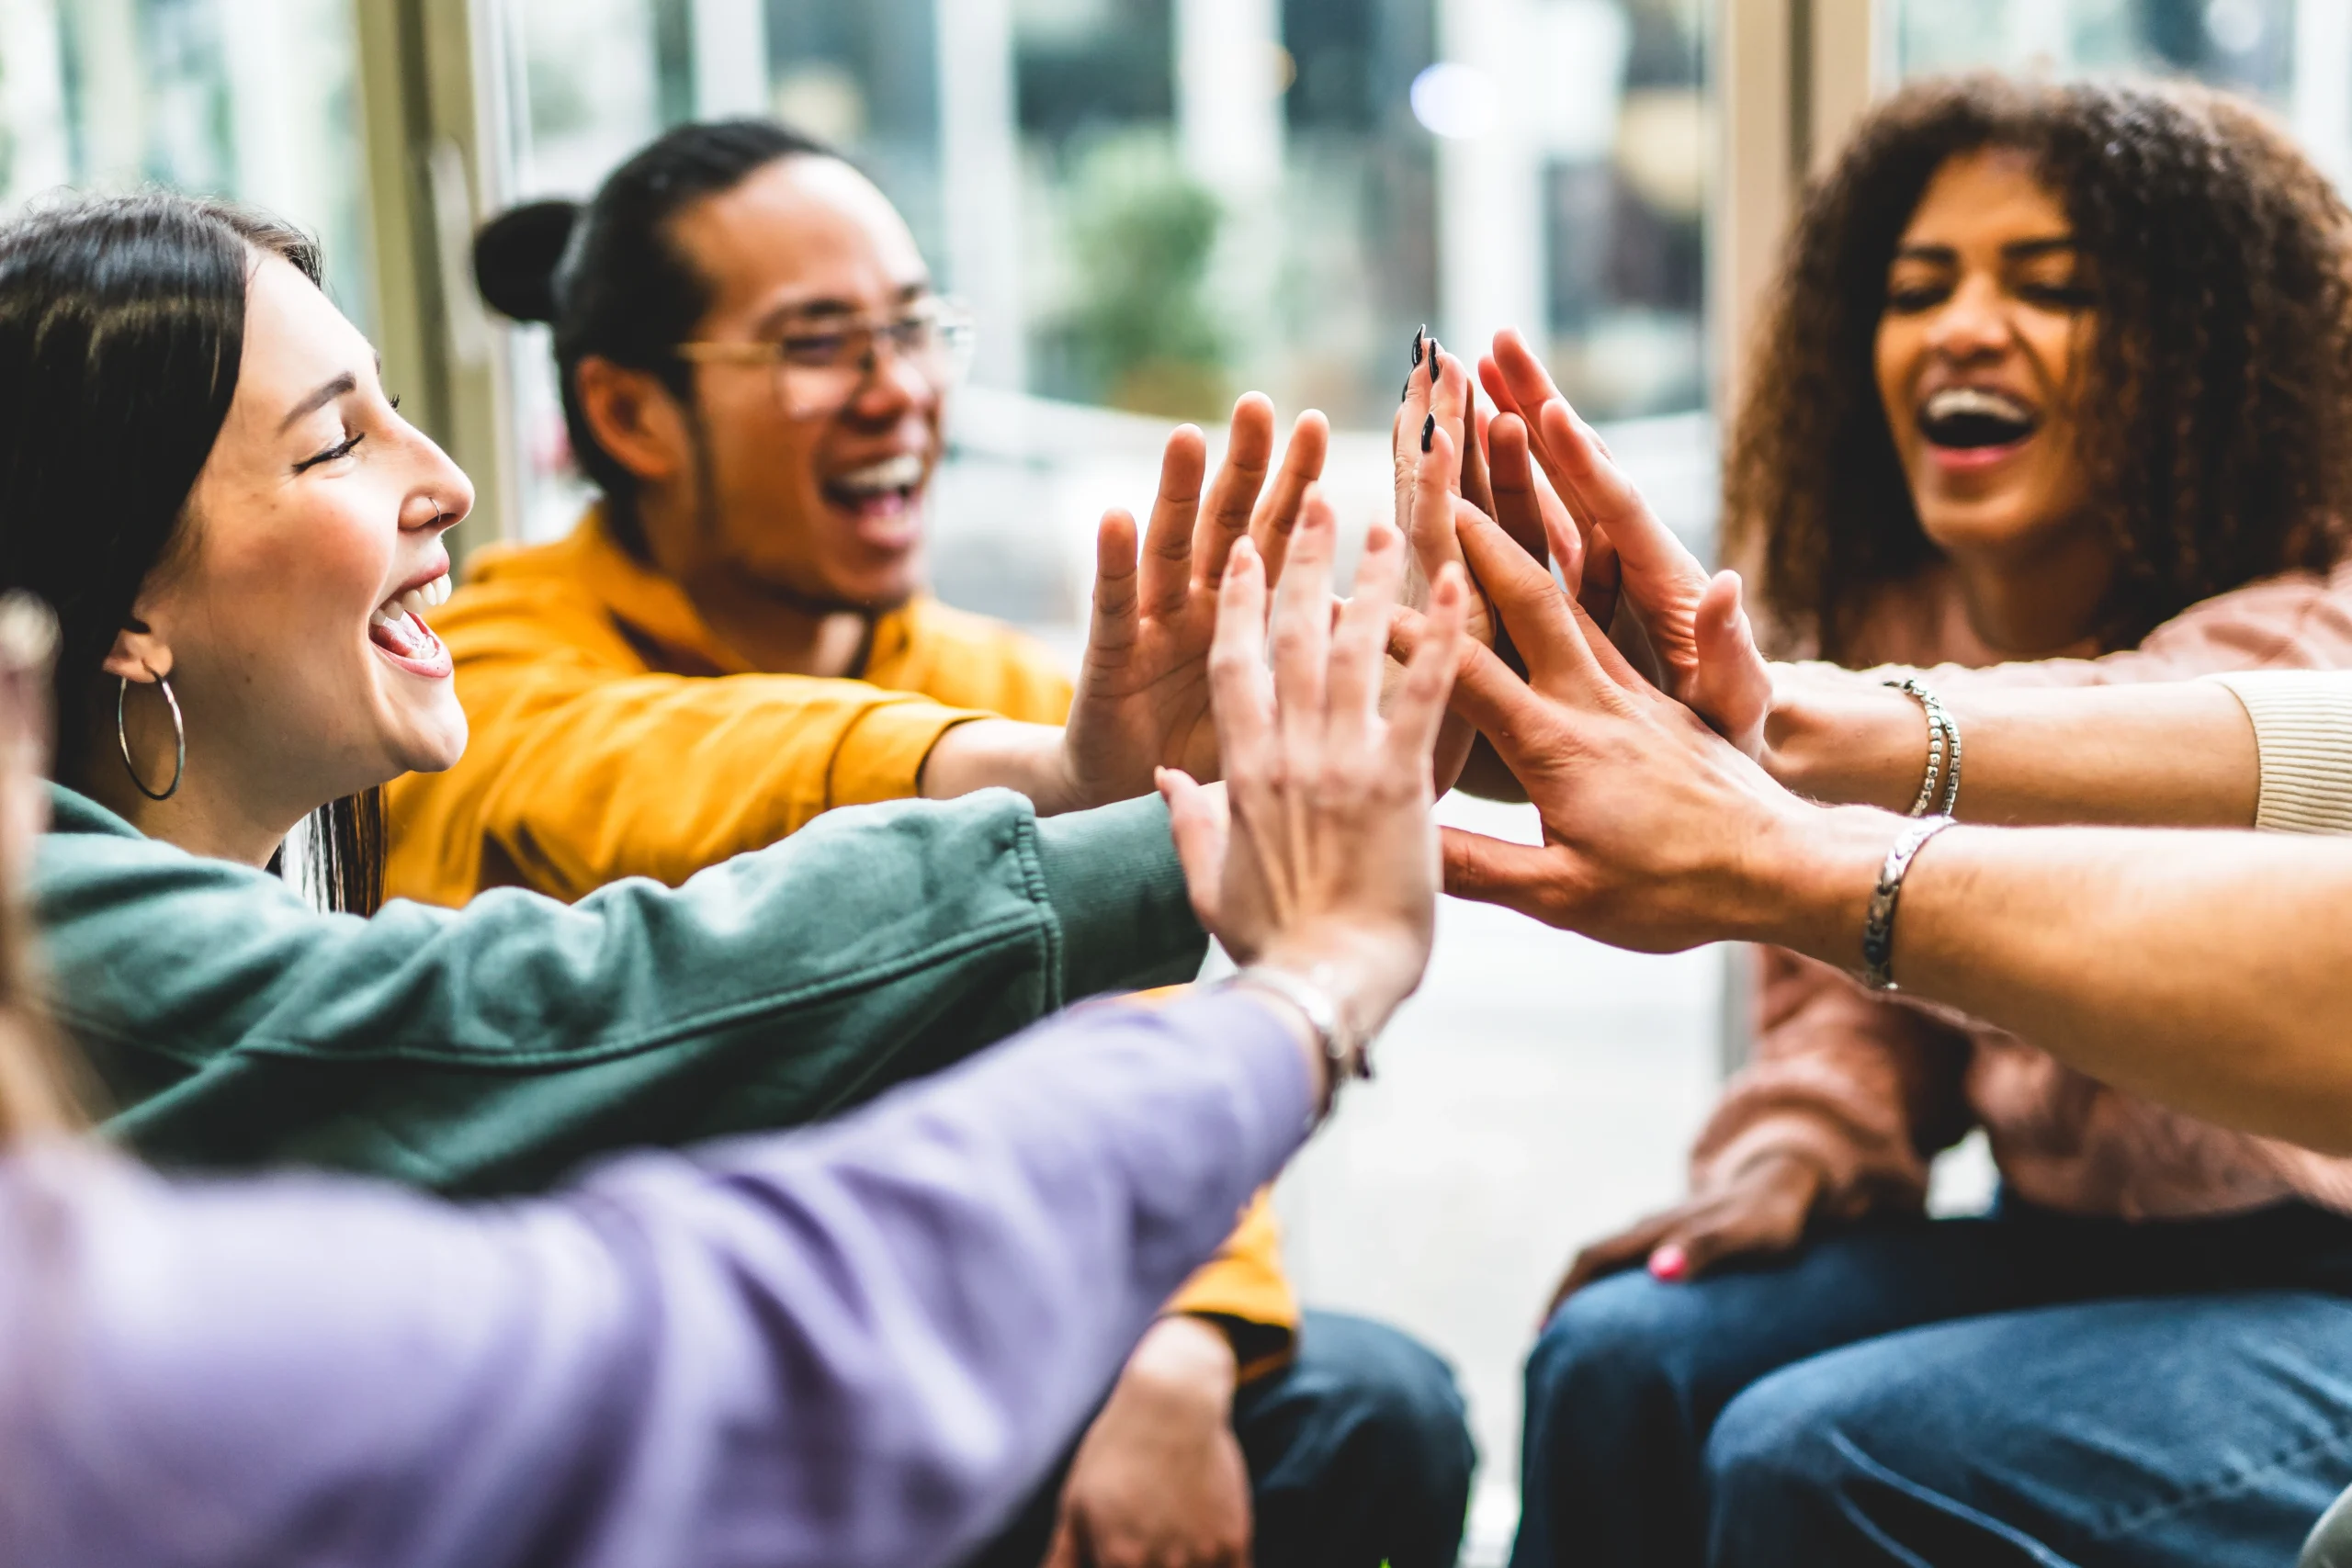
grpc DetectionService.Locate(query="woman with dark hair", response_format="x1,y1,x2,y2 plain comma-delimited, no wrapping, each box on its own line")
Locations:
0,185,1250,1221
0,478,1476,1567
1506,77,2352,1566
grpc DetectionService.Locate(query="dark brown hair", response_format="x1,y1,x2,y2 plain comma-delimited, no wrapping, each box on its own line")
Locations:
1724,75,2352,660
0,193,384,913
472,118,835,557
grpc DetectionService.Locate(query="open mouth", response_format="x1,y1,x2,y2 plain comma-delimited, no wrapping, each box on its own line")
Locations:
1917,387,2039,451
820,453,926,520
368,570,452,674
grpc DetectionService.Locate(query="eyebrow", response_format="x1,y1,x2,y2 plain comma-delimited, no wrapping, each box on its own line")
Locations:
277,371,357,434
1894,235,2079,265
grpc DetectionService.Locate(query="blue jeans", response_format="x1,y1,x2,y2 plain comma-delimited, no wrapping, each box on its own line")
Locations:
971,1309,1476,1568
1512,1197,2352,1568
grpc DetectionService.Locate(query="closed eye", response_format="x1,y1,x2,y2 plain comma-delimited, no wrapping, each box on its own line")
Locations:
294,432,365,473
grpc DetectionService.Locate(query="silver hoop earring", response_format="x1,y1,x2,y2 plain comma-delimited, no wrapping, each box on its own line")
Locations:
117,673,186,802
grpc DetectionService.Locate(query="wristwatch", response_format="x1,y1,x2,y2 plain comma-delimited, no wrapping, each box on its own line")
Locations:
1222,964,1374,1119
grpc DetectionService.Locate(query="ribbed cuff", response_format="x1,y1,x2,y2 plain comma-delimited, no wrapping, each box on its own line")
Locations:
2209,671,2352,836
1032,794,1207,1001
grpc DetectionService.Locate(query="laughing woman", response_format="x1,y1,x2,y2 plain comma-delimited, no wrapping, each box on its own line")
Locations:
1513,77,2352,1568
0,191,1232,1192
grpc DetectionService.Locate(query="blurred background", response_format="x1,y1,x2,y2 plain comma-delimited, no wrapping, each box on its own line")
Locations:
4,0,2347,1554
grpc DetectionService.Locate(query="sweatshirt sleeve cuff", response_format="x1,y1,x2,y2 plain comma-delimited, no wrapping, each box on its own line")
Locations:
2208,671,2352,836
1031,795,1207,1001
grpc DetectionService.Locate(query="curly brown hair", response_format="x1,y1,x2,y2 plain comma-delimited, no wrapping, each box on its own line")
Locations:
1724,74,2352,661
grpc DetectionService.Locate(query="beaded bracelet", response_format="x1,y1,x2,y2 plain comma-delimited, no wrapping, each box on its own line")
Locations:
1884,676,1963,818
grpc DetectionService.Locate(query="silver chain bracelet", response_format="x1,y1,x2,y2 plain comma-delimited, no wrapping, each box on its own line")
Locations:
1221,964,1374,1122
1862,815,1958,990
1884,676,1963,818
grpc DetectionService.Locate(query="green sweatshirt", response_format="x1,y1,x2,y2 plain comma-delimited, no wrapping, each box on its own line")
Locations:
33,783,1204,1194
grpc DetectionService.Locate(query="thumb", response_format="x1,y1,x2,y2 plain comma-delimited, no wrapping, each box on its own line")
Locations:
1687,570,1771,756
1441,828,1568,926
1159,769,1227,931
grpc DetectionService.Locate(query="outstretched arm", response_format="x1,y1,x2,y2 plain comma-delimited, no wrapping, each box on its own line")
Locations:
2,500,1467,1568
0,989,1321,1568
1423,504,2352,1156
1472,330,2314,830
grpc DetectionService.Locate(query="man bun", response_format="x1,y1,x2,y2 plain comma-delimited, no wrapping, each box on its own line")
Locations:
472,199,580,324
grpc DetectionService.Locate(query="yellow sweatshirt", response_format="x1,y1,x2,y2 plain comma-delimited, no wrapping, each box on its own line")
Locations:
385,510,1296,1371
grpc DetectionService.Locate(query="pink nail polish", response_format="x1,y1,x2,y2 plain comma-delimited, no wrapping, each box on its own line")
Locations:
1649,1245,1688,1281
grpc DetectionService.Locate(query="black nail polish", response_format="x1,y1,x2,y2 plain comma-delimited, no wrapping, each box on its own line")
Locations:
1420,412,1435,453
1429,340,1441,389
1412,325,1426,367
1402,371,1415,401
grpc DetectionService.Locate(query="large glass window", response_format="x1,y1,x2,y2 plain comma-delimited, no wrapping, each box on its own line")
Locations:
492,0,1711,550
1891,0,2352,186
0,0,372,328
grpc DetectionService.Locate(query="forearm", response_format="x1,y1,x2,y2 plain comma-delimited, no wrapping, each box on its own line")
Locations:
2,993,1319,1568
1743,808,2352,1153
920,717,1081,815
63,791,1205,1190
1766,668,2258,827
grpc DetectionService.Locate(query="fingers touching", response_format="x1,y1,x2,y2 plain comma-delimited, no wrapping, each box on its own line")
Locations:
1329,519,1405,749
1688,569,1774,755
1487,412,1566,584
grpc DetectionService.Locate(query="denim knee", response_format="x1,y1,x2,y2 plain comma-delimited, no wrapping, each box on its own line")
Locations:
1241,1311,1475,1568
1294,1310,1475,1495
1525,1269,1712,1449
1703,1365,1841,1499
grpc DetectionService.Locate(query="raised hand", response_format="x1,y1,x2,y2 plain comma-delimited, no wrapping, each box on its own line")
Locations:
1160,491,1467,1041
1403,503,1869,959
1057,394,1329,810
1478,329,1773,757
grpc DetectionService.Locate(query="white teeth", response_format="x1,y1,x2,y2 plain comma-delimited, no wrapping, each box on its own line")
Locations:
1923,387,2034,423
375,572,450,628
833,454,925,495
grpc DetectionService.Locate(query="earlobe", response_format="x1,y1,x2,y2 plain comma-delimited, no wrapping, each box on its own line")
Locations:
99,623,172,685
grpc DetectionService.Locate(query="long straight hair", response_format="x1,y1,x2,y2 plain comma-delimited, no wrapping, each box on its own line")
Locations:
0,193,384,913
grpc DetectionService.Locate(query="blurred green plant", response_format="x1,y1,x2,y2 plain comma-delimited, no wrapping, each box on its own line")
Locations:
1057,135,1231,419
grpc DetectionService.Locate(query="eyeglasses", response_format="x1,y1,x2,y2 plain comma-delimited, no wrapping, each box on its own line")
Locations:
673,296,978,420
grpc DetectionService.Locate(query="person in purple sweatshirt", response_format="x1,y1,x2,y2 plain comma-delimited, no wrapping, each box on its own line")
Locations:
0,418,1472,1564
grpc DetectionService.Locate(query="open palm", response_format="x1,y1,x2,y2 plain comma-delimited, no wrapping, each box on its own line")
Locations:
1061,395,1328,805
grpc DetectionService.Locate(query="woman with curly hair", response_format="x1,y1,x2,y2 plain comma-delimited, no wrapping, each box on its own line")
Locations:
1513,76,2352,1568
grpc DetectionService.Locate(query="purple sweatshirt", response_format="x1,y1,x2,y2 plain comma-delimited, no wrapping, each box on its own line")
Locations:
0,989,1309,1568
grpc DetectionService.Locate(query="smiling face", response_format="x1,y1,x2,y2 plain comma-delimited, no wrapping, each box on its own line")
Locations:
642,156,944,609
107,253,472,819
1874,149,2103,578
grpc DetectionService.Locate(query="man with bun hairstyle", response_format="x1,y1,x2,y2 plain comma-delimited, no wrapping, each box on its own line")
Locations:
385,119,1472,1568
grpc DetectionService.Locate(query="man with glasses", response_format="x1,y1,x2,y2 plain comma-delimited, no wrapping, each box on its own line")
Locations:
385,120,1474,1568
